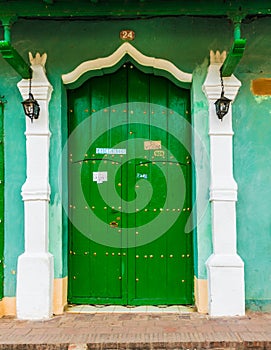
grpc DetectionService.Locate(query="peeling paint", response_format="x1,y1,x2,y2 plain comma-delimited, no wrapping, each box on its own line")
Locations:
254,95,271,103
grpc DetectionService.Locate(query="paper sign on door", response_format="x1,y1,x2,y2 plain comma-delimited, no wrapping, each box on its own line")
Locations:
93,171,108,184
144,140,161,150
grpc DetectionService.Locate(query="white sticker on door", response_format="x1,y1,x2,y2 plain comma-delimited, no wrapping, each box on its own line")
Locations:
137,173,148,179
93,171,108,184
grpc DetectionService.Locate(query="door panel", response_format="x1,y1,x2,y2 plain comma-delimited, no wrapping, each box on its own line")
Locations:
68,63,193,305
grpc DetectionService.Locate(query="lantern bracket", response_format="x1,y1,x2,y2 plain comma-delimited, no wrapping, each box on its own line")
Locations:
0,17,32,79
220,16,246,77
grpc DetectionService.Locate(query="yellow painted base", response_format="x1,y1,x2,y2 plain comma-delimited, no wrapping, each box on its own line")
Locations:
53,277,68,315
0,277,204,317
194,276,208,314
0,277,67,318
0,297,16,317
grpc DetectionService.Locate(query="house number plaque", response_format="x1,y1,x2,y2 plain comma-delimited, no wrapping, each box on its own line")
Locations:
120,30,135,41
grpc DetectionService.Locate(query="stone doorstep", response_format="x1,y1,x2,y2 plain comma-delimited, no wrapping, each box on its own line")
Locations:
84,341,271,349
0,342,270,350
67,305,196,314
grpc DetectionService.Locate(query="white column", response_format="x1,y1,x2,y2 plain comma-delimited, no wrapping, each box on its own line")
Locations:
16,53,54,320
203,50,245,316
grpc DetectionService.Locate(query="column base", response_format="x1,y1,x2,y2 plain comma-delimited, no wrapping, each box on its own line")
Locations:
206,253,245,316
16,252,54,320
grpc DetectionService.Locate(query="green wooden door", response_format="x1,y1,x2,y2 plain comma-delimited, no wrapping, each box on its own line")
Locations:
68,63,193,305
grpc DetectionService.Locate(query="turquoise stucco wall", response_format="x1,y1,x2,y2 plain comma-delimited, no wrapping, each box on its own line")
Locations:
1,74,25,296
1,15,271,309
191,60,212,280
234,16,271,310
233,78,271,310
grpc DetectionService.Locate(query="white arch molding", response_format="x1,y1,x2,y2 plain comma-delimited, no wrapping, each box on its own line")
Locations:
62,42,192,86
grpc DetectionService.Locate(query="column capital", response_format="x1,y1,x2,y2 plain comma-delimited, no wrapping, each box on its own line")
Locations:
17,52,53,101
203,50,241,102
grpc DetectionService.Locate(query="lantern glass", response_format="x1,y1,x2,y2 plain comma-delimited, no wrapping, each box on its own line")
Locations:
215,94,231,120
22,93,40,122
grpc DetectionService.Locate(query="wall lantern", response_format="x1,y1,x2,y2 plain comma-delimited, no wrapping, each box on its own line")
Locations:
22,79,40,122
214,69,231,121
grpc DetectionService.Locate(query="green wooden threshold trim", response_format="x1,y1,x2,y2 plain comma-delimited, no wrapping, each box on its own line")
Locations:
0,41,32,79
221,38,246,77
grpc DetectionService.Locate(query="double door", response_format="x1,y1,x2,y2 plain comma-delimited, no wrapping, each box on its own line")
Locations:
68,63,193,305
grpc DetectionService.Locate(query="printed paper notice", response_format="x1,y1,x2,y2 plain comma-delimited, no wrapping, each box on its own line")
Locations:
93,171,108,184
96,148,126,155
144,140,161,150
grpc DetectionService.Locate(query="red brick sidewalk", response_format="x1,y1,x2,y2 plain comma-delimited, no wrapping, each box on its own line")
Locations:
0,311,271,349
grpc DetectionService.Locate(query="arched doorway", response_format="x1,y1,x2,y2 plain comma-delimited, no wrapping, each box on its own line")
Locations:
67,62,193,305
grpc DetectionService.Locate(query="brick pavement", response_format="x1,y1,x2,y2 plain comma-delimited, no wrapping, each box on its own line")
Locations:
0,311,270,349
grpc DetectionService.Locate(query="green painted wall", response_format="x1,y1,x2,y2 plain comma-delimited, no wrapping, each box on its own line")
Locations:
0,15,271,309
191,61,212,280
233,16,271,311
1,77,25,297
234,86,271,310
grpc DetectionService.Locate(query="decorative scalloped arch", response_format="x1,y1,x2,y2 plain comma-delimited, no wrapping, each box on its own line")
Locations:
62,42,192,89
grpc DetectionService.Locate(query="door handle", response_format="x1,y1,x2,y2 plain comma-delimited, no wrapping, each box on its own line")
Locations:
110,221,119,228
